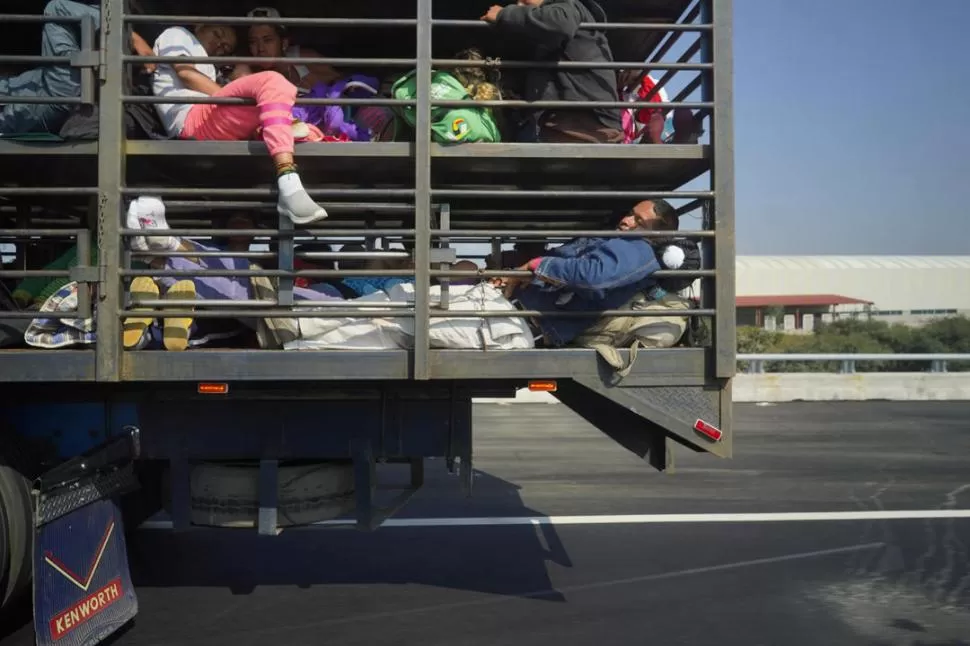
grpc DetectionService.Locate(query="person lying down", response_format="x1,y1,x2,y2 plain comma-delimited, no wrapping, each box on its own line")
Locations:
22,197,535,351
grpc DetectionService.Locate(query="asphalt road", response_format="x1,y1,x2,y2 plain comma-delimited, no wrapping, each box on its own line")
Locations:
4,401,970,646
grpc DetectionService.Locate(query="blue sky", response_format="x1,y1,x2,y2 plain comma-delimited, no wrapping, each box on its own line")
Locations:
730,0,970,255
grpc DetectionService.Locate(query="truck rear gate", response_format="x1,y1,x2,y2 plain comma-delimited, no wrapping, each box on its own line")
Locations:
0,0,735,638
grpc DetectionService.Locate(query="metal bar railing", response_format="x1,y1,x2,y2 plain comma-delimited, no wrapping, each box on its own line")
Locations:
430,190,714,199
123,15,419,27
161,202,419,212
648,0,702,64
123,55,710,72
120,15,711,32
116,308,717,320
119,268,710,279
739,354,970,375
121,188,416,198
2,15,86,23
123,95,416,107
0,188,99,197
0,2,727,381
641,39,703,102
0,228,94,319
121,94,707,111
0,13,97,105
96,0,127,383
709,0,737,378
430,20,712,31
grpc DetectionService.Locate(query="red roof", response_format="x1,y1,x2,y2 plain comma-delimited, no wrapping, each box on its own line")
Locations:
737,294,873,308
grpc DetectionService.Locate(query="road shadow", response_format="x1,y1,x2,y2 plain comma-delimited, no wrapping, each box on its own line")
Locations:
127,465,572,602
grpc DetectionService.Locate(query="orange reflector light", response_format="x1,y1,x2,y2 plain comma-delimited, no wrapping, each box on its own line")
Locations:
694,419,723,442
528,380,558,393
198,383,229,395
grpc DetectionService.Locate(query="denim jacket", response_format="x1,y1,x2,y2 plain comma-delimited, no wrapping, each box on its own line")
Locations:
515,236,661,347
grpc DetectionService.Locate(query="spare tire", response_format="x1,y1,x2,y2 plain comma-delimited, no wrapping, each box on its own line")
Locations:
0,464,33,611
166,461,356,528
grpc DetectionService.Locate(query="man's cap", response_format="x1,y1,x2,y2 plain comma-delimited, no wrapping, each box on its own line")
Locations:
247,7,281,19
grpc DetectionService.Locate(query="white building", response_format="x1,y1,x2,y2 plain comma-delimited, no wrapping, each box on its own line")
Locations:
732,256,970,329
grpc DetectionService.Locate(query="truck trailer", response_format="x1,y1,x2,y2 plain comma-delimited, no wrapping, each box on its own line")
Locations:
0,0,735,643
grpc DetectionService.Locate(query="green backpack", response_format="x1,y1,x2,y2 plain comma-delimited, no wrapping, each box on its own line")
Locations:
391,70,501,144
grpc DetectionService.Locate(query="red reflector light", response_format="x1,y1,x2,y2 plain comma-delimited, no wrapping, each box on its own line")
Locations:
528,380,558,392
198,383,229,395
694,419,723,442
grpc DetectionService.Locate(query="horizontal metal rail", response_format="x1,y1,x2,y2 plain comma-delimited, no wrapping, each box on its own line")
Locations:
0,188,98,196
129,250,411,260
431,190,714,199
123,95,416,107
120,228,416,237
162,201,421,213
119,229,713,240
121,95,706,110
130,299,411,309
430,20,713,31
1,14,84,23
120,15,712,32
738,354,970,362
0,229,88,237
119,268,710,279
739,353,970,374
123,55,416,68
0,56,74,65
123,55,711,72
431,60,711,71
0,97,84,105
0,270,71,278
123,15,420,27
122,188,416,198
429,100,712,110
434,229,715,239
116,308,716,320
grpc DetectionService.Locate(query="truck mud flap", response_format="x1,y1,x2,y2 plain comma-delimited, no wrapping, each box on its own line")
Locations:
32,429,141,646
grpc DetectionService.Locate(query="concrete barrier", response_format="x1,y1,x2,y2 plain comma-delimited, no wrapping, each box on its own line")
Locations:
733,373,970,402
473,373,970,404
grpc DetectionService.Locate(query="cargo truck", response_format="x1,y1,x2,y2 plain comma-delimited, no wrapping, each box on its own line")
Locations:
0,0,734,642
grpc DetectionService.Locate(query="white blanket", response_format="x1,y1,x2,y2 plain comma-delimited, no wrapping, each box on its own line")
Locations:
286,283,535,351
284,292,409,351
387,283,535,350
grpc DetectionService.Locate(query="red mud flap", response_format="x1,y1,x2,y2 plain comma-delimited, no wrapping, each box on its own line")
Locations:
32,431,141,646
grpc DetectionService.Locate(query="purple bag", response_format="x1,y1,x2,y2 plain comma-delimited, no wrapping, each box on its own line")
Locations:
292,75,380,142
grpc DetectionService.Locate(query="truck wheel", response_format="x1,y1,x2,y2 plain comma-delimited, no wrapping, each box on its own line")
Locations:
169,461,356,528
0,464,33,612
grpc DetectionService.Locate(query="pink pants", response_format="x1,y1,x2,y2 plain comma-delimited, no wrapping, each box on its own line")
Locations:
181,71,297,156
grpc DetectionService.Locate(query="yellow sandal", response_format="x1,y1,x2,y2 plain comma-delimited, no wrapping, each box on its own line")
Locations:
163,280,196,352
123,277,159,349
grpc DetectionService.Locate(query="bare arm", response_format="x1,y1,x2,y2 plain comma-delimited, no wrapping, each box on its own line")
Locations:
174,64,223,96
297,47,341,85
129,31,156,73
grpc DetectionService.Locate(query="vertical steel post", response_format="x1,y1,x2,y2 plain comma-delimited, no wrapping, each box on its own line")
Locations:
438,203,451,309
257,459,280,536
78,14,96,105
277,216,294,307
76,229,92,319
96,0,125,382
413,0,433,380
708,0,736,379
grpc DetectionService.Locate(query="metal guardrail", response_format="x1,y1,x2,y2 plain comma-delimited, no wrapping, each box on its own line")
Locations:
738,354,970,374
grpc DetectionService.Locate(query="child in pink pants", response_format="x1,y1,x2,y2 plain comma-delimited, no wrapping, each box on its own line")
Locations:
152,25,327,225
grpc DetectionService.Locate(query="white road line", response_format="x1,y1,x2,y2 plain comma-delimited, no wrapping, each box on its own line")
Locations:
139,509,970,530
